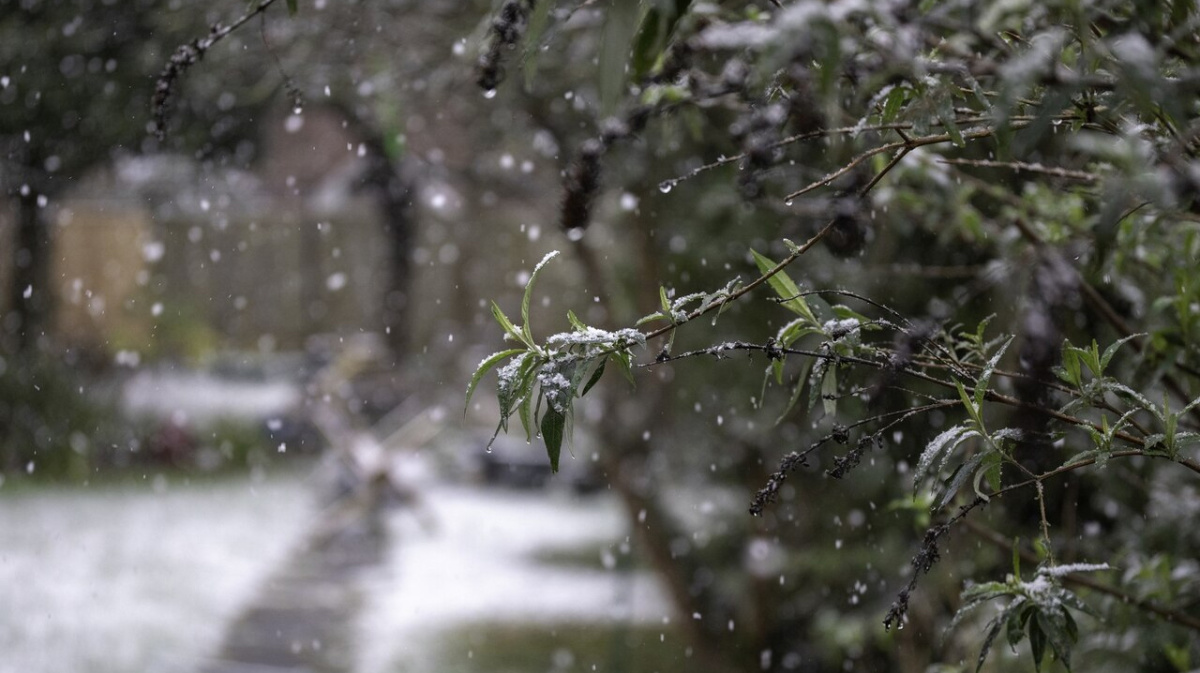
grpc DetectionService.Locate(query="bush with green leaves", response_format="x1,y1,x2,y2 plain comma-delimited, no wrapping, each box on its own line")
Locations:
462,0,1200,670
163,0,1200,670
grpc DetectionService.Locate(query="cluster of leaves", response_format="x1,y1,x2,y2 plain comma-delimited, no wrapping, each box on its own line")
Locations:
465,252,644,471
949,558,1111,672
152,0,1200,669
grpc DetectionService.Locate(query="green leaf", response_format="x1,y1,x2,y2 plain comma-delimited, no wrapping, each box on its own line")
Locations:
940,107,965,147
750,249,817,324
580,358,606,397
635,311,669,326
492,301,527,346
777,318,822,347
612,350,636,387
1060,342,1082,387
630,7,663,81
821,366,838,417
1029,615,1047,672
975,336,1013,408
775,358,813,425
938,451,987,509
497,352,538,430
518,386,534,441
914,424,981,494
566,309,587,332
541,406,565,473
975,599,1027,673
1038,608,1074,671
522,251,560,346
1099,333,1145,372
513,354,541,439
465,348,527,412
1006,604,1029,647
286,0,298,16
522,0,556,88
880,85,908,123
598,1,641,116
956,380,982,428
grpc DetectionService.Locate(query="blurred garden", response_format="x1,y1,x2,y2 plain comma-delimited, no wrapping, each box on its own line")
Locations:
3,1,1200,672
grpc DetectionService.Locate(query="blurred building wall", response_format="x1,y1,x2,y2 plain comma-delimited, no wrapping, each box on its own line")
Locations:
46,107,394,358
51,200,151,351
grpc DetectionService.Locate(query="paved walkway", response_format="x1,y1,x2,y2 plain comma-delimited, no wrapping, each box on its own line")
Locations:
199,495,390,673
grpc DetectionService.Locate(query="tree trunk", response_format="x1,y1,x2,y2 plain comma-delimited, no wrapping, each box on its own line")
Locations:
330,103,416,360
5,189,50,355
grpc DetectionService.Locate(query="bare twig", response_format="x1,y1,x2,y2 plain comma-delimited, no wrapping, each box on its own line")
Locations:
937,158,1100,182
152,0,282,140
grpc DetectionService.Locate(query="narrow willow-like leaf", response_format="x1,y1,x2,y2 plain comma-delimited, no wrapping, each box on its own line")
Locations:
465,348,526,412
522,0,556,89
286,0,297,15
751,249,816,325
1099,333,1145,372
975,336,1013,408
775,358,813,425
938,451,987,509
635,311,669,326
821,366,838,417
492,301,527,346
914,424,977,492
521,250,560,345
541,406,565,472
580,358,607,398
957,379,982,428
1028,614,1047,672
518,386,534,441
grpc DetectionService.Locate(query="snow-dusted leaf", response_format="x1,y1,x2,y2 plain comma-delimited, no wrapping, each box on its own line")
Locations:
975,336,1013,408
938,451,987,509
566,309,587,332
541,406,565,473
775,358,813,425
751,249,817,325
521,250,560,345
580,358,606,398
914,425,979,492
465,348,527,412
491,301,527,346
1099,333,1145,371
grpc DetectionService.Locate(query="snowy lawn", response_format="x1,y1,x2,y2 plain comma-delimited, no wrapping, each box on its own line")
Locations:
356,485,674,673
0,471,313,673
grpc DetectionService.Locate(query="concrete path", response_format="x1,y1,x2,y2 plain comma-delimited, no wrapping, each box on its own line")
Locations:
199,498,389,673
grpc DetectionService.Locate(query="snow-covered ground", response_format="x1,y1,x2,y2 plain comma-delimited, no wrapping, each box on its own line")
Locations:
357,485,674,673
0,473,312,673
0,471,673,673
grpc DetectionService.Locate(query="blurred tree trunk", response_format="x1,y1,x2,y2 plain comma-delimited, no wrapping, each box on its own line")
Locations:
5,187,50,356
577,201,759,673
336,104,416,360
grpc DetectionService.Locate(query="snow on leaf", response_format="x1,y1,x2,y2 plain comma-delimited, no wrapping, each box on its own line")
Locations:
521,250,560,344
914,425,979,493
465,348,527,412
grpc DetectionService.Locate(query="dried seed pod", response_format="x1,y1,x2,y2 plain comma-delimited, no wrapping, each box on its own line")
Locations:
560,138,605,234
476,0,535,92
823,198,870,257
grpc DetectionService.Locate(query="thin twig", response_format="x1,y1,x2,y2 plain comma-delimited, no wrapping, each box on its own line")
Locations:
649,340,1200,475
783,123,1027,201
643,220,837,342
937,157,1100,182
